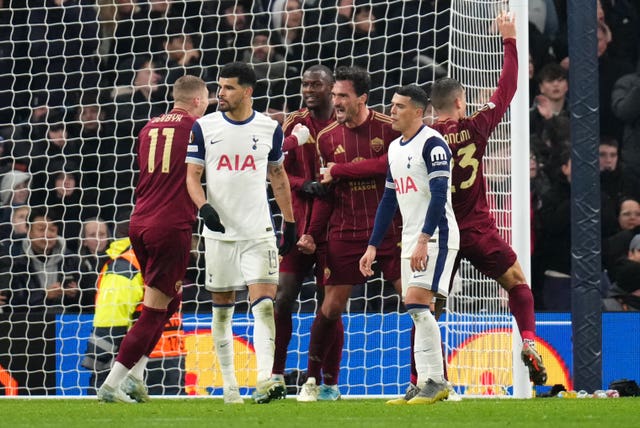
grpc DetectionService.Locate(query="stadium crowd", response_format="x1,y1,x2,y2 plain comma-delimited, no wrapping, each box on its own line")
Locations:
0,0,639,317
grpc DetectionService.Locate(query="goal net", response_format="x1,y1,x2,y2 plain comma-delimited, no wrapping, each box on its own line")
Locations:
0,0,530,397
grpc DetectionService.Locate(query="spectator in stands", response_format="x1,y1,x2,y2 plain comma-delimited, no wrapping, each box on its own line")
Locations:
66,93,118,222
0,205,30,259
113,56,166,208
19,119,81,205
599,137,625,238
320,3,386,107
599,0,640,68
161,32,209,91
603,234,640,311
243,30,295,120
611,67,640,202
596,20,635,141
45,169,93,253
530,63,569,143
8,207,81,313
603,198,640,282
200,0,263,79
0,170,30,229
270,0,321,110
536,149,572,311
78,217,112,310
26,0,100,109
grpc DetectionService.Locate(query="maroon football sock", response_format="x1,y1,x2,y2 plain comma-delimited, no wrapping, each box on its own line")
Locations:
116,305,167,369
322,316,343,386
508,284,536,341
144,294,182,356
410,325,418,385
307,311,337,381
272,309,293,375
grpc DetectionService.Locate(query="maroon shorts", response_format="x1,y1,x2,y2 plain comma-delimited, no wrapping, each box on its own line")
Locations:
456,225,517,280
324,238,400,286
128,224,192,298
280,242,327,287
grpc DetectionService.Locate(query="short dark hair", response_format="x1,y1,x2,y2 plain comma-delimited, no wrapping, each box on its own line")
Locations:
28,206,53,225
537,62,567,83
395,85,429,111
334,66,370,97
219,62,257,89
599,135,619,149
430,77,464,111
304,65,335,83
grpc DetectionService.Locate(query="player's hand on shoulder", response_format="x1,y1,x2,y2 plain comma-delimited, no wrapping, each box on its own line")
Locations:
279,221,297,256
292,124,311,146
200,203,225,233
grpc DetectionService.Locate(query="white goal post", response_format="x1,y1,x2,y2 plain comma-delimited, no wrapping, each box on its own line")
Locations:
0,0,532,398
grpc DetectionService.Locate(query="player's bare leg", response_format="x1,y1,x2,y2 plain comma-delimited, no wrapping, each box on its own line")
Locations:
498,261,547,385
98,287,173,403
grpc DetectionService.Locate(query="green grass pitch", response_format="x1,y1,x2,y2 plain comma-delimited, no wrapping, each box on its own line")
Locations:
3,397,640,428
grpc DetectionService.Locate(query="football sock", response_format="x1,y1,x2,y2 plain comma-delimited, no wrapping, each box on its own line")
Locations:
322,316,343,386
407,305,444,384
307,311,336,381
129,355,148,381
251,297,276,383
102,361,130,389
508,284,536,341
104,305,167,388
272,308,292,375
116,305,167,369
144,294,182,356
212,304,238,388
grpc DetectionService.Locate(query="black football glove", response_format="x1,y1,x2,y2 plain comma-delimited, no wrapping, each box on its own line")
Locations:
278,221,297,256
301,181,328,197
200,203,225,233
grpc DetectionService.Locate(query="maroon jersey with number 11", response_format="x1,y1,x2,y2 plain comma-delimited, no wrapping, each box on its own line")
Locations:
131,108,198,229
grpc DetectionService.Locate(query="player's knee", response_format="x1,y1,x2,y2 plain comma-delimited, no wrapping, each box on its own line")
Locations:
251,297,274,319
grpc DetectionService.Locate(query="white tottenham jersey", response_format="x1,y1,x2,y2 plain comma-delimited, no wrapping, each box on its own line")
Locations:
387,125,460,258
186,110,284,241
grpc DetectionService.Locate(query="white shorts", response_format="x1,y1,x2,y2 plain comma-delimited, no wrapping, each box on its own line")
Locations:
400,247,458,299
204,237,279,292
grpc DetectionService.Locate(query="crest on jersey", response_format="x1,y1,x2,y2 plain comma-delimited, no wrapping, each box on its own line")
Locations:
175,280,183,293
407,155,412,169
370,137,384,152
252,135,258,150
189,131,195,144
324,267,331,280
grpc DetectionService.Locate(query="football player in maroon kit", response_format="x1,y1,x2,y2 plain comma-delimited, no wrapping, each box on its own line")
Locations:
296,66,402,401
270,65,336,392
97,76,210,402
430,12,547,386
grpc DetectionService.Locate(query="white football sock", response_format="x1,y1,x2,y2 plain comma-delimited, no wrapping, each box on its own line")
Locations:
212,304,238,388
129,355,148,381
408,307,444,384
251,298,276,383
102,361,129,389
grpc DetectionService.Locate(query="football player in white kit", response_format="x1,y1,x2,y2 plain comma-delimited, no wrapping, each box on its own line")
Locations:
186,62,296,404
359,84,459,405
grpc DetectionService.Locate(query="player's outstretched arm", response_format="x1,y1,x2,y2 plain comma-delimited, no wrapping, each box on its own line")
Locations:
496,11,516,41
